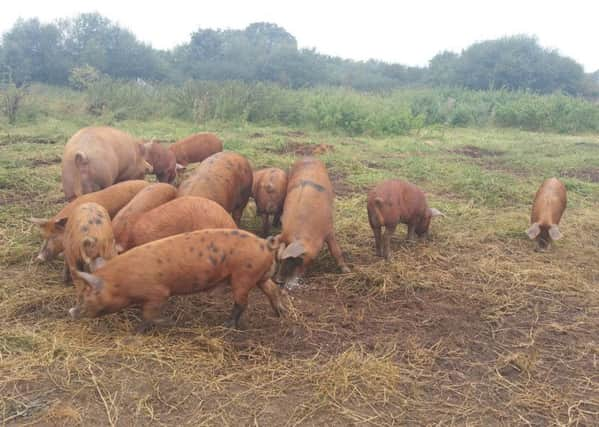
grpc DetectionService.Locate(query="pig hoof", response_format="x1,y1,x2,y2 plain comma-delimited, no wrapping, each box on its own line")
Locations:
135,322,155,334
223,319,240,329
68,307,80,319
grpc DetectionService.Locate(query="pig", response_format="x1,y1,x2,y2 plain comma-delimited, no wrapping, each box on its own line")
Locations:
252,168,288,237
168,132,223,166
177,152,253,225
367,179,444,259
30,180,149,263
143,141,184,184
61,126,153,200
122,196,237,251
69,229,286,331
526,177,567,252
112,183,178,252
271,157,350,288
63,203,117,289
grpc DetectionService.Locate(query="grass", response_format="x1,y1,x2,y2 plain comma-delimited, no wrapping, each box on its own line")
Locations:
1,118,599,425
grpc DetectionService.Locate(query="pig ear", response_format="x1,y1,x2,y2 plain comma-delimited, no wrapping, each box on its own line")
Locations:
29,217,49,227
526,223,541,240
281,241,305,259
175,163,186,172
54,217,68,231
76,271,103,292
429,208,445,218
548,225,562,241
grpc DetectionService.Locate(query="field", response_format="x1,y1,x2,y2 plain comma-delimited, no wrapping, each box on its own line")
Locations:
1,118,599,425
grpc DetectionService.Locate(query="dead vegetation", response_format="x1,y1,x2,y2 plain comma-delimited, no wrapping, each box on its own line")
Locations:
1,127,599,425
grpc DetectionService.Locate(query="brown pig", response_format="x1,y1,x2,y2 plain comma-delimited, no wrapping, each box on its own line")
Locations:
30,180,149,262
63,203,117,287
526,177,567,251
143,141,184,184
271,157,350,288
70,229,285,331
112,183,177,252
177,152,253,224
61,126,153,200
123,196,237,251
367,179,444,259
252,168,288,237
168,132,223,166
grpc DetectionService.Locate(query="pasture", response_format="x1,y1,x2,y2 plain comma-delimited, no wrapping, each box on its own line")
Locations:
1,119,598,425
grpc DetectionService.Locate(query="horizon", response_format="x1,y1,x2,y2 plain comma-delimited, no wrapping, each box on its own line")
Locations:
1,0,599,72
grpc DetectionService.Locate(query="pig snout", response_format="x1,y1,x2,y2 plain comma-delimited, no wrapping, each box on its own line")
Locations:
68,306,81,319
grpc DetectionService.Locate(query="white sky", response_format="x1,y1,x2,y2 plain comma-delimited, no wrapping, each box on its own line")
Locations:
1,0,598,72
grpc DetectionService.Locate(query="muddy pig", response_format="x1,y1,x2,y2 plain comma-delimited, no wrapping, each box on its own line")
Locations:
143,141,184,184
168,132,223,166
367,179,444,259
122,196,237,251
271,157,350,288
30,180,149,262
112,183,177,252
63,203,117,289
252,168,288,236
61,126,153,200
526,177,567,251
177,152,253,224
70,229,285,331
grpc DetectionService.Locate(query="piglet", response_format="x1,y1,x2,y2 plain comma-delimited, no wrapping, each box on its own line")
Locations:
143,141,184,184
252,168,288,236
367,179,443,259
169,132,223,166
526,177,567,251
70,229,285,331
63,203,117,289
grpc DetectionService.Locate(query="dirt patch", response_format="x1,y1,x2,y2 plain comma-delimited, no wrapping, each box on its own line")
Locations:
329,170,357,197
574,141,599,149
451,145,505,158
563,167,599,183
250,132,265,138
285,130,306,137
0,135,59,146
272,141,335,156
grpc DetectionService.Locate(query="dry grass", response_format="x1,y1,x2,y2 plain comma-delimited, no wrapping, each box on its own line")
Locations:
1,125,599,425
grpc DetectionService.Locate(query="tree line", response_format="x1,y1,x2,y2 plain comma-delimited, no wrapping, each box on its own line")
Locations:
0,13,597,96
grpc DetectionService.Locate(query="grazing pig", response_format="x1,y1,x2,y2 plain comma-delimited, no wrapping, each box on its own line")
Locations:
122,196,237,251
271,157,350,288
143,141,184,184
252,168,288,236
61,126,153,200
30,180,149,262
69,229,285,331
367,179,444,259
526,177,567,251
112,183,177,252
177,152,253,224
63,203,117,287
168,132,223,166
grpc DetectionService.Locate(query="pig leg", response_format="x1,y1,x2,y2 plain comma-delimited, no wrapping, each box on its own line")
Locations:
232,208,244,226
383,225,397,260
272,212,282,227
225,277,251,328
406,224,417,241
261,214,271,237
136,300,170,333
326,233,351,273
63,261,72,283
372,225,383,257
258,279,285,316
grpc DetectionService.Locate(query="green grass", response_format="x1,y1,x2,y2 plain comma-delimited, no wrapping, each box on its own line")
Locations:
1,117,598,425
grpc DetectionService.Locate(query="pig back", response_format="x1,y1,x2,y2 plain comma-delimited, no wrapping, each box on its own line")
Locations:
112,183,177,248
252,168,288,213
129,196,237,248
177,152,253,213
169,133,223,165
280,157,334,241
531,178,567,225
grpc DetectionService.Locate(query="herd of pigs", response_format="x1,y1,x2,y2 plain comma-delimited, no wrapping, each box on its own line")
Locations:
29,126,567,332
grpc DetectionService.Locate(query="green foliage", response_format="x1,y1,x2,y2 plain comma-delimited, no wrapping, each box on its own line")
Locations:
68,64,102,90
0,83,28,124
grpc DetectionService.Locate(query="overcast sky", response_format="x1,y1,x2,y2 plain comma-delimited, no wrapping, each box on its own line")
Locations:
1,0,598,72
